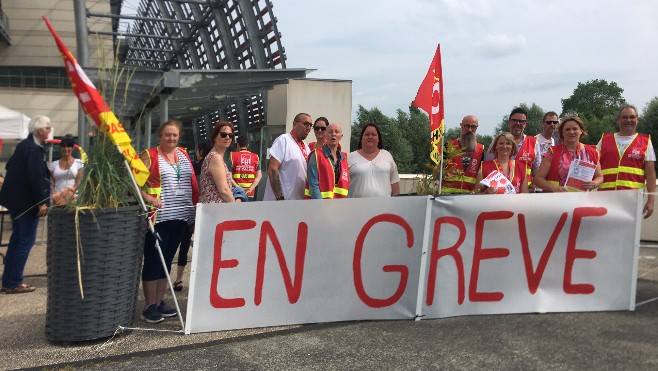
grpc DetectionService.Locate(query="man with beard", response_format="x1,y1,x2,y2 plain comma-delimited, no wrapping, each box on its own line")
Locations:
598,103,656,218
486,107,538,186
441,115,485,194
264,113,312,201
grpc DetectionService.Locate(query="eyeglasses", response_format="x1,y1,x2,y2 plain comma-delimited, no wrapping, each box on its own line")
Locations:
314,126,327,132
509,119,528,124
544,121,559,125
296,120,313,128
620,115,637,120
462,124,478,130
219,132,234,139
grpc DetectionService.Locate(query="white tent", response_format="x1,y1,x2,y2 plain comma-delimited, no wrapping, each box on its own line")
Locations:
0,105,30,140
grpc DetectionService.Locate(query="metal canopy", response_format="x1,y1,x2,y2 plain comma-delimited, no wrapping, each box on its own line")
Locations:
87,0,290,139
84,66,309,120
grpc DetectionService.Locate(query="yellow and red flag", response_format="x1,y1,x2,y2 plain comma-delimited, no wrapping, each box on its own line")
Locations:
42,16,149,186
412,44,444,165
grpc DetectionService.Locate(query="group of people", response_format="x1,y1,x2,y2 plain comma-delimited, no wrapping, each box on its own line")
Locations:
1,105,654,328
137,114,401,323
264,112,400,202
444,105,655,219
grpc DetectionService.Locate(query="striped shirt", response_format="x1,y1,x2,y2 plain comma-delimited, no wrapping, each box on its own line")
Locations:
156,149,194,224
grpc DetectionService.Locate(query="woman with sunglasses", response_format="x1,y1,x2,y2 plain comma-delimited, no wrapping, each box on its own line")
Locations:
199,121,236,203
50,134,84,205
308,117,329,152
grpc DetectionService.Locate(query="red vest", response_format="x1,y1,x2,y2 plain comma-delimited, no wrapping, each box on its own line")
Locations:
480,159,526,194
231,150,259,190
545,144,599,188
304,149,349,199
441,139,484,194
144,146,199,222
515,135,537,185
599,133,649,190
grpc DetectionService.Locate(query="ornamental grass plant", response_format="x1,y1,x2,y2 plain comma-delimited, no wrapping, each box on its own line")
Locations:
414,140,465,195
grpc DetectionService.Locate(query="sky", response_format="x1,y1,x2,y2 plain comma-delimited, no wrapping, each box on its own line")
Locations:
120,0,658,136
271,0,658,135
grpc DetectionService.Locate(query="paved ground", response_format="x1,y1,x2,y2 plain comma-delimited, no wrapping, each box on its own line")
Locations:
1,219,657,370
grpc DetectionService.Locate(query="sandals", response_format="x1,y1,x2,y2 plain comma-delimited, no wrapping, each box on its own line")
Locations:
2,282,36,294
173,280,183,292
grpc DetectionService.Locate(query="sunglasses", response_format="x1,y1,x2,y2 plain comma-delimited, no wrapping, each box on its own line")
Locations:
544,121,559,125
296,120,313,127
314,126,327,132
219,132,234,139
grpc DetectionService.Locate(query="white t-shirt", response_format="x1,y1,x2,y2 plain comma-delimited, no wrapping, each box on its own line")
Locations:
347,149,400,198
50,159,84,193
264,133,310,201
534,133,555,173
596,133,656,161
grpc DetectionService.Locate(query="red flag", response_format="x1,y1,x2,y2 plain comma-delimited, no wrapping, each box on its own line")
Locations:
412,44,444,164
42,16,149,186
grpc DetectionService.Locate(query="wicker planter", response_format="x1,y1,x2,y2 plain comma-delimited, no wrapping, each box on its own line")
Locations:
45,205,145,342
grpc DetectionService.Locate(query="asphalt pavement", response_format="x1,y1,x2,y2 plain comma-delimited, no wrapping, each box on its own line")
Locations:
1,219,657,371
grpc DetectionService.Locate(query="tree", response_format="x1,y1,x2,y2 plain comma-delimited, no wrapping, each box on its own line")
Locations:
580,114,616,145
396,106,431,173
495,102,545,136
351,105,414,173
639,97,658,171
561,79,625,119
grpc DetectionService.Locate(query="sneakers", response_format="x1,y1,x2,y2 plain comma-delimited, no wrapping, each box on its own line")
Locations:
140,304,164,323
157,301,178,318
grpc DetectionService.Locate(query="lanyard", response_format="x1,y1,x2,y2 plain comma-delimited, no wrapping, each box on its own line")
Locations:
494,159,514,179
160,147,181,181
291,132,309,160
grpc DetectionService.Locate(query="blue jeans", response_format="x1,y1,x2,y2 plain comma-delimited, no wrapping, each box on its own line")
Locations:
1,213,39,289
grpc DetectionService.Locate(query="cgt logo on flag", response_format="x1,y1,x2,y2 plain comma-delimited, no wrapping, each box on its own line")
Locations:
42,16,149,186
412,44,444,165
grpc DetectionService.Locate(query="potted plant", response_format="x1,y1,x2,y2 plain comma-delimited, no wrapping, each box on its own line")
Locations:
45,132,147,342
43,18,149,342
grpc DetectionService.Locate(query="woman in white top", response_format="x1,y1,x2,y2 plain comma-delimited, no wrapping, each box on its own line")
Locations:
49,135,83,205
348,123,400,197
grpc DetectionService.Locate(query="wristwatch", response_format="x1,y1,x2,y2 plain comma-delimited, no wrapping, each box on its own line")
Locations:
276,195,285,201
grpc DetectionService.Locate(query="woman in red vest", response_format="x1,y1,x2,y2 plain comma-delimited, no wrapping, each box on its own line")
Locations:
475,132,528,194
533,115,603,192
140,119,199,323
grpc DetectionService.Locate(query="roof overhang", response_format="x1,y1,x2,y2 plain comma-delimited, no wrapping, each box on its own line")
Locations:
84,67,312,121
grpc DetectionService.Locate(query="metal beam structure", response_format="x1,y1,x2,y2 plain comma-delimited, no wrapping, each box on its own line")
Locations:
86,0,289,141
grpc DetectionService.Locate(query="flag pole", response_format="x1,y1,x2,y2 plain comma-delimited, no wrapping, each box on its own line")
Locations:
437,128,445,195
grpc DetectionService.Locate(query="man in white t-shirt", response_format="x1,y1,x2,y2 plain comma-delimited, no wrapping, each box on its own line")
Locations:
264,113,312,201
531,111,559,191
597,103,656,218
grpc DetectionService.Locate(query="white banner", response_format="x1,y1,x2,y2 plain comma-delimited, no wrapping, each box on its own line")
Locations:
187,197,430,334
422,190,641,318
186,190,642,334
